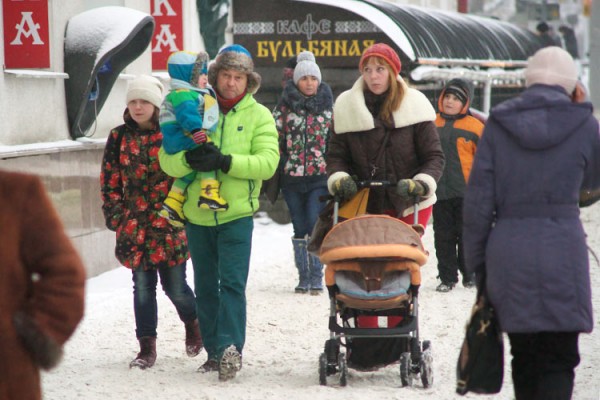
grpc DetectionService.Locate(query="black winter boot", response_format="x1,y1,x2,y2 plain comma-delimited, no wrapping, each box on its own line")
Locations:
130,336,157,369
185,319,203,357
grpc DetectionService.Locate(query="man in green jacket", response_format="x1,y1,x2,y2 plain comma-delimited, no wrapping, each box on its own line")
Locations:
158,44,279,381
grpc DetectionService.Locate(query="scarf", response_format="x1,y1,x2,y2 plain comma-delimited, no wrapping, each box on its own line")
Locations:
216,91,247,114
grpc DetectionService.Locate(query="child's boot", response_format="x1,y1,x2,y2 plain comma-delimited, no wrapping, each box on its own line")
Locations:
198,178,229,211
160,191,186,227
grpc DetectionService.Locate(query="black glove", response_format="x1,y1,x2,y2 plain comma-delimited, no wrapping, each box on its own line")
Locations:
396,179,427,199
185,143,232,173
332,176,358,201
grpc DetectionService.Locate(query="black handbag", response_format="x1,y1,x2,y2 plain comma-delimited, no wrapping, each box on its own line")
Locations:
262,110,288,205
456,281,504,395
262,164,282,205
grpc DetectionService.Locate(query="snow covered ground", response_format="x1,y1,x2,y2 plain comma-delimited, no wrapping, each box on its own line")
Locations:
42,206,600,400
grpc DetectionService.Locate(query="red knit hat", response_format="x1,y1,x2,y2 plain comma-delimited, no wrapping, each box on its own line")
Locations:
359,43,402,76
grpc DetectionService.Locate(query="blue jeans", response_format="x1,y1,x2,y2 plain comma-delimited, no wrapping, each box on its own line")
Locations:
186,217,253,360
283,185,329,238
132,263,196,338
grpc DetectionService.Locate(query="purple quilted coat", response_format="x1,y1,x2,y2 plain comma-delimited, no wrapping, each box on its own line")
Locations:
463,85,600,333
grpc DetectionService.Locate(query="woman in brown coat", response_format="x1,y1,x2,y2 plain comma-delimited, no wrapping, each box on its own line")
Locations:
327,43,444,226
0,170,86,400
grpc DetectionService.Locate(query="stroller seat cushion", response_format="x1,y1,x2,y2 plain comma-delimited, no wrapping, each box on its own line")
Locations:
335,270,411,299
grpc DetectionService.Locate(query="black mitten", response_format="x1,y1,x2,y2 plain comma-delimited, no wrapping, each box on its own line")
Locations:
185,143,232,173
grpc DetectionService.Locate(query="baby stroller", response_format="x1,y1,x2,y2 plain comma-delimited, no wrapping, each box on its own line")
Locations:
316,190,433,388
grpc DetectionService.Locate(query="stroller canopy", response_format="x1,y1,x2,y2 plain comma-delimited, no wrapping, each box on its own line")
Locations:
320,215,428,266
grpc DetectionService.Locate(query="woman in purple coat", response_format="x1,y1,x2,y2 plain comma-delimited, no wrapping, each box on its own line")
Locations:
463,46,600,400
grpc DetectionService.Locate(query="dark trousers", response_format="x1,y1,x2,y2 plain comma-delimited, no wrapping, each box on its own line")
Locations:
508,332,580,400
433,198,468,283
132,263,197,338
186,217,253,360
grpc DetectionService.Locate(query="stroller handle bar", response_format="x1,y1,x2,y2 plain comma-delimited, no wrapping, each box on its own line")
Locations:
356,180,392,188
332,179,422,226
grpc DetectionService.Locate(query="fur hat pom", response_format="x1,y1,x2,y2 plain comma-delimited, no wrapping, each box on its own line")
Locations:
208,44,261,94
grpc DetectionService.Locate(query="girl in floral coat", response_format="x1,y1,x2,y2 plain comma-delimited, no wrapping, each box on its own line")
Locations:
272,51,333,295
100,75,202,369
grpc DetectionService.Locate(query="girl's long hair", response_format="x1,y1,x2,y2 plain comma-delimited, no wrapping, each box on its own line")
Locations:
361,56,404,123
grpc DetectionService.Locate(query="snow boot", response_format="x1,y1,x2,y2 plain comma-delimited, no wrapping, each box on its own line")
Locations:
436,282,456,292
218,345,242,381
292,237,310,293
129,336,157,369
308,250,324,295
198,178,228,211
160,191,186,227
197,357,219,373
185,319,203,357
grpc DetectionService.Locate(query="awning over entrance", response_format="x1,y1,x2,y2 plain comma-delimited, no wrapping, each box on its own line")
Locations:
297,0,543,67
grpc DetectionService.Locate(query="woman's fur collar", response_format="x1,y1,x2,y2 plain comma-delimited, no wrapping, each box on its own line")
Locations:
333,76,435,134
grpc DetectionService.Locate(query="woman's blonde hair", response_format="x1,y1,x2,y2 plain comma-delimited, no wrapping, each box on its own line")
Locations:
361,56,404,123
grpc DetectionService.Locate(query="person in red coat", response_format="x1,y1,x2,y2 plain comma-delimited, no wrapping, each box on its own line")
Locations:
0,170,86,400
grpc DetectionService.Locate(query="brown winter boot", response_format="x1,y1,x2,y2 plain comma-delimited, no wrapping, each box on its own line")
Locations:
185,319,203,357
129,336,157,369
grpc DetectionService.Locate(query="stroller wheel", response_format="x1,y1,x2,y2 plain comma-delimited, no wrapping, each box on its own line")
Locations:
318,352,328,386
400,352,413,387
338,352,348,387
420,342,434,388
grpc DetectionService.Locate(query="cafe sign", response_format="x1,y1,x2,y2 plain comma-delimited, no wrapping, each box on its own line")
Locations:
232,0,390,68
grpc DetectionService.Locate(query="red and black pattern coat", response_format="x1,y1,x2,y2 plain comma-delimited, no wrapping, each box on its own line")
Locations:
100,111,188,270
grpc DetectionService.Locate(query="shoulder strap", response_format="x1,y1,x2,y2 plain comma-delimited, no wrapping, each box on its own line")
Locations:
370,129,391,178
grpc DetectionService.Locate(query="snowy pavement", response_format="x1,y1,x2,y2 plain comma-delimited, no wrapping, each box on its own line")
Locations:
42,207,600,400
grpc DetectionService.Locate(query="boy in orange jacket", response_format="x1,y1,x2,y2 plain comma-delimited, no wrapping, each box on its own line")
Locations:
433,78,484,292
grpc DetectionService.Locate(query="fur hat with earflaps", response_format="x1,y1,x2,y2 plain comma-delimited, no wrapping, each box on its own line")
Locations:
208,44,261,94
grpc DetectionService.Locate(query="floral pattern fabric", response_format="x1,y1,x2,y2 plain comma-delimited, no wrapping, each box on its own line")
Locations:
272,81,333,185
100,115,189,270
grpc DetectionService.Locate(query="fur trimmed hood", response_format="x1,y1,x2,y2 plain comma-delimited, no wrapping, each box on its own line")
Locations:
333,76,436,134
280,80,333,114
